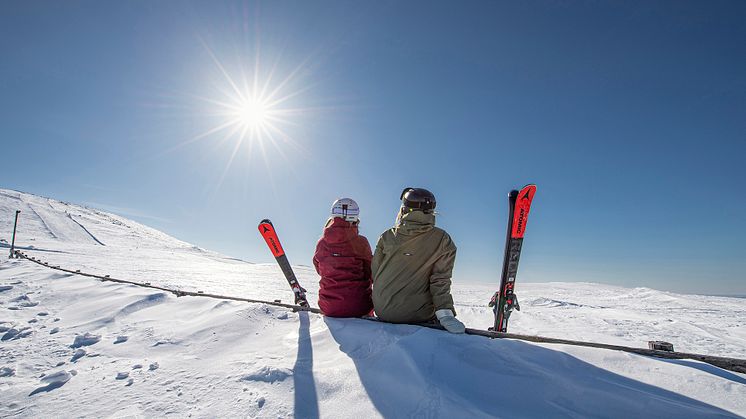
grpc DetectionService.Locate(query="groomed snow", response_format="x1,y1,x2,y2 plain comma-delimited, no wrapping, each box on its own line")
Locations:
1,188,745,418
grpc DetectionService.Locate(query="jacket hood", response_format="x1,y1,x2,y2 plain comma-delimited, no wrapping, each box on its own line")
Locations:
395,209,435,236
323,217,360,244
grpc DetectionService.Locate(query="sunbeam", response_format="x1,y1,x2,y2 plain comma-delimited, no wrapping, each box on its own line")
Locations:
174,37,318,194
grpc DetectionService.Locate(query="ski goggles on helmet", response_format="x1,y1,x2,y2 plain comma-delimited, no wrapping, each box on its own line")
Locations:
400,187,436,212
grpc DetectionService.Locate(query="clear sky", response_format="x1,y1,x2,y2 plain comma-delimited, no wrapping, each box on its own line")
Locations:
2,1,745,295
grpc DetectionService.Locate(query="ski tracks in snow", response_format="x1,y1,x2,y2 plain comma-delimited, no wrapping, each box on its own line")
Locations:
64,212,105,246
9,195,104,246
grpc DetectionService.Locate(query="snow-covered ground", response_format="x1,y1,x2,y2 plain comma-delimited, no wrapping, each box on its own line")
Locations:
1,188,745,418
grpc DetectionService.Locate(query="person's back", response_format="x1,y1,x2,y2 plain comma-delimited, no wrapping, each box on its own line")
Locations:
313,198,373,317
372,188,464,333
372,210,455,323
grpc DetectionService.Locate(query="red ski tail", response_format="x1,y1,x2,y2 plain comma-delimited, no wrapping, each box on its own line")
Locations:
258,220,285,258
511,185,536,239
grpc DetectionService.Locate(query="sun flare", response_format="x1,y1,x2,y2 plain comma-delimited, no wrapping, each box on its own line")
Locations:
169,38,323,190
236,98,269,129
190,41,314,150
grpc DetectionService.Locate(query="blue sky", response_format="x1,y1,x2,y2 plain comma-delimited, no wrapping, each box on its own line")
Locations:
2,1,745,294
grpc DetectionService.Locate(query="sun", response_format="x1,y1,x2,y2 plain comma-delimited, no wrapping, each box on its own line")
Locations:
158,33,330,194
169,38,321,183
236,98,269,130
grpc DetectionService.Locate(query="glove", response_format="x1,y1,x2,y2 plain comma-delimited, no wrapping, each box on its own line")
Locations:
435,309,465,334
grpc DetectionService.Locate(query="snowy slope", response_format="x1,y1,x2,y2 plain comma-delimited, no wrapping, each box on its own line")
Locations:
1,188,745,418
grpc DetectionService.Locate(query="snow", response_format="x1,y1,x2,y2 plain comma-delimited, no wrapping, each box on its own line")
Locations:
28,370,76,396
71,349,86,362
1,188,745,417
70,333,101,348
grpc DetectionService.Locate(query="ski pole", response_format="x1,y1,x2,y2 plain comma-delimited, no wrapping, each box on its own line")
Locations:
9,210,20,258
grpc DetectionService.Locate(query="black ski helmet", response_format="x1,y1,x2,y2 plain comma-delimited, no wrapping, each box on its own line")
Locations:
400,187,436,213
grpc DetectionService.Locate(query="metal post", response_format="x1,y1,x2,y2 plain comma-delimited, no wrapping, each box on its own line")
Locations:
9,210,20,258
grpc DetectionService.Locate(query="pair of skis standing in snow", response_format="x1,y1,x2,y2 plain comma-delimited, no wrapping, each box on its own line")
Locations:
259,185,536,334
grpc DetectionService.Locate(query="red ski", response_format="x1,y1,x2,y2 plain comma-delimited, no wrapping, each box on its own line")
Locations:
258,219,309,307
490,184,537,332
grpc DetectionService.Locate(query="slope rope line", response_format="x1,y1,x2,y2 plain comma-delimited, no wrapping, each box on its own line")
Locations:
13,250,746,374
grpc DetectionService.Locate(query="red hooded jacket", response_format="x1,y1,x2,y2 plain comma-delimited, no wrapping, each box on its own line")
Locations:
313,217,373,317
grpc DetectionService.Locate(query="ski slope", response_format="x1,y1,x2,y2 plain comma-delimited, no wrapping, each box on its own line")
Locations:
1,188,745,418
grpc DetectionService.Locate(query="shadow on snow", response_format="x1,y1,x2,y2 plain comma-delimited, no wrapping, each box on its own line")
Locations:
293,311,319,419
325,317,740,418
659,358,746,386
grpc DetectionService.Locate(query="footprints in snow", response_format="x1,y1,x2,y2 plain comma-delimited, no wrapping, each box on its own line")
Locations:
1,327,33,341
240,366,292,384
238,366,291,413
7,294,39,309
114,362,158,387
0,278,165,394
1,312,54,342
22,331,159,396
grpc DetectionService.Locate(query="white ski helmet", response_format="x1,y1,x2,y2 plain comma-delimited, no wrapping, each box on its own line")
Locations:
330,198,360,223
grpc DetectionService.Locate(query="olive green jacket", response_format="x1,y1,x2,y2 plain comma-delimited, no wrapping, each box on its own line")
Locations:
372,210,457,323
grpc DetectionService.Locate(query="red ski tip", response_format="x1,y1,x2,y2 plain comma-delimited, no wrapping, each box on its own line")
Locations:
511,184,536,239
258,220,285,258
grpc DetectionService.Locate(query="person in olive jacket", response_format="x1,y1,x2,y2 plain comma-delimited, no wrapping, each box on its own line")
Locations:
371,187,465,333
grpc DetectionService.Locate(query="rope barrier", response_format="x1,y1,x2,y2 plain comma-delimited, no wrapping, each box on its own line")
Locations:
14,250,320,313
13,249,746,374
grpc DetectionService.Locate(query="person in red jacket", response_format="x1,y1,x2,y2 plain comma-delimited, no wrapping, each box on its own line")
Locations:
313,198,373,317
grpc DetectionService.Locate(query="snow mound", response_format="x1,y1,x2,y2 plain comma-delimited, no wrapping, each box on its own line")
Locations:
70,333,101,348
29,370,74,396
